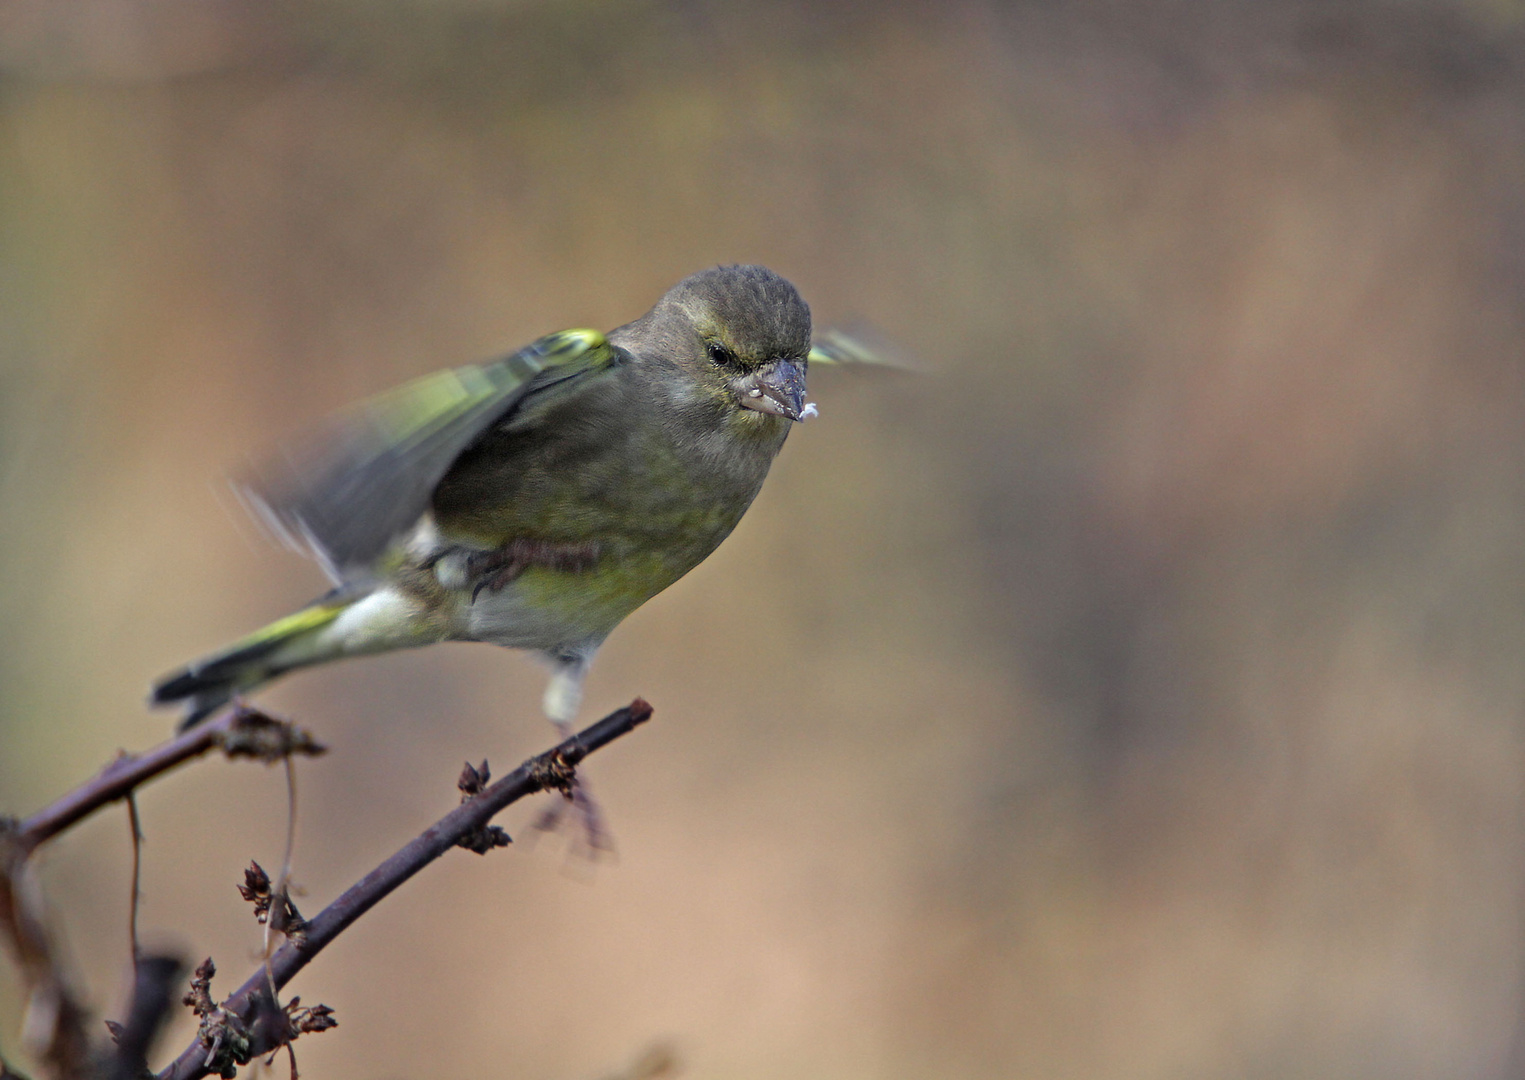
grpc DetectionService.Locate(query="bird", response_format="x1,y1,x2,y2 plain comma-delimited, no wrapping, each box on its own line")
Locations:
152,265,845,736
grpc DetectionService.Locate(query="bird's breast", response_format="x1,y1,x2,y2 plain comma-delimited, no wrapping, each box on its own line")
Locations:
431,382,781,649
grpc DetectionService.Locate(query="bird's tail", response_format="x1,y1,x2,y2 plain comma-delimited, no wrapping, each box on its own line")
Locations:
152,599,350,729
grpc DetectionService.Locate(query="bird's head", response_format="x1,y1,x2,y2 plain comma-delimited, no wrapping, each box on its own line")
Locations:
644,265,816,427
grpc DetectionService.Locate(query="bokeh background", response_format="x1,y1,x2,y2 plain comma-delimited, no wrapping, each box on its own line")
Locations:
5,0,1525,1076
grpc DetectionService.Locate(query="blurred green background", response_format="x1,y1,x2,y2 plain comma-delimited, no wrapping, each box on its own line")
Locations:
6,0,1525,1077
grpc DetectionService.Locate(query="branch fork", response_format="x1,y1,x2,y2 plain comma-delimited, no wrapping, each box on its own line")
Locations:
1,698,653,1080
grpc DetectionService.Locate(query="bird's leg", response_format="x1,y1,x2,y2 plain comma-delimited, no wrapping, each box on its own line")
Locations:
541,656,588,733
465,539,600,602
531,651,615,857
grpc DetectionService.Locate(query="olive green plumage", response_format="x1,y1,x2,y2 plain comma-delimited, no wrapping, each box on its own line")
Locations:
153,265,827,730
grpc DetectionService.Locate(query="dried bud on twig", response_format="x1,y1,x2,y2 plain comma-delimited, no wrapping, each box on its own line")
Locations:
236,863,309,947
457,760,490,797
455,761,512,855
245,997,338,1080
529,750,579,799
284,998,338,1037
183,959,253,1079
216,707,327,764
182,959,215,1017
236,864,273,924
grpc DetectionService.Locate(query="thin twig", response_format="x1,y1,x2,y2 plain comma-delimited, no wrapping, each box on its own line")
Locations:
155,699,653,1080
127,793,144,966
278,757,298,906
259,750,301,1056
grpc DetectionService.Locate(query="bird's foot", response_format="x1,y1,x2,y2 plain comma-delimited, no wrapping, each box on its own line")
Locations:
531,782,616,860
528,719,615,859
466,539,601,602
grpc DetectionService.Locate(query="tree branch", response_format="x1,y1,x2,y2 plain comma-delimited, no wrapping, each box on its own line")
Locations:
104,955,184,1080
10,708,326,860
0,707,324,1079
155,698,653,1080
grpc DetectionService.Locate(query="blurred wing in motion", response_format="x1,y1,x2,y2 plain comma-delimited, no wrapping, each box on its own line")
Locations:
239,329,622,579
808,326,912,370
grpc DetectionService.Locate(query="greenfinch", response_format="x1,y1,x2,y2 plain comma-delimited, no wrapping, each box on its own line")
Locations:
153,265,834,732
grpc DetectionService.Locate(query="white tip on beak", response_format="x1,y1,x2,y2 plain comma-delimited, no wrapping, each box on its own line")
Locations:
800,402,819,420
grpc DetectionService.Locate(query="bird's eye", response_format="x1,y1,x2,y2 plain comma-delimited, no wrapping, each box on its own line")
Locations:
707,341,738,368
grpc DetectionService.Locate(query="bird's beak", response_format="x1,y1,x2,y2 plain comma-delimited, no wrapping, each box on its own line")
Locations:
734,358,815,422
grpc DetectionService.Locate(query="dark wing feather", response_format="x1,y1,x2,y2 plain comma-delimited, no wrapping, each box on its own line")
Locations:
239,329,621,578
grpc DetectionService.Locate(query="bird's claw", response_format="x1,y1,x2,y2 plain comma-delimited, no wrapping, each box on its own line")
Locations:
465,539,601,603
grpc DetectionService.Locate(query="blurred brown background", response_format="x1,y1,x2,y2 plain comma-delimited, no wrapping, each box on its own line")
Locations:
5,0,1525,1076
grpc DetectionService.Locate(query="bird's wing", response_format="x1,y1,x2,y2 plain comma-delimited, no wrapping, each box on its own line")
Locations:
807,327,908,370
239,329,622,579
